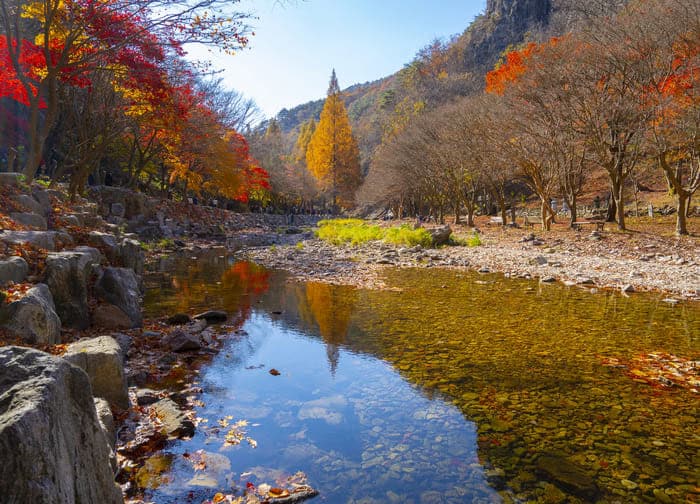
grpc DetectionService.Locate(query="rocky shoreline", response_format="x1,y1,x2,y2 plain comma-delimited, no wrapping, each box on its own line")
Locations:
0,178,325,503
240,226,700,301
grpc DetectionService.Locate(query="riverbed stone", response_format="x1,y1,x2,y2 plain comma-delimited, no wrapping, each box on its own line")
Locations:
0,230,73,251
31,188,52,215
95,267,142,327
111,332,132,361
118,238,145,277
136,388,161,406
12,194,44,215
0,172,22,186
111,202,125,218
150,398,195,439
164,328,202,352
92,303,133,329
428,225,452,246
10,212,47,230
0,346,122,504
94,397,116,446
63,335,129,409
44,248,102,329
87,231,119,259
193,310,228,324
166,313,191,325
536,455,599,500
0,283,61,344
0,256,28,285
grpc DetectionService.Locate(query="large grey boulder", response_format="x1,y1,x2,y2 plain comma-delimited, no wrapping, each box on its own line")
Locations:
92,303,133,329
0,347,122,504
44,248,101,329
95,267,142,327
10,212,47,230
93,398,117,473
0,284,61,344
0,230,73,251
428,225,452,246
12,194,44,215
0,256,28,285
110,202,125,218
63,335,129,409
0,172,22,186
31,188,53,215
87,232,119,262
118,238,144,277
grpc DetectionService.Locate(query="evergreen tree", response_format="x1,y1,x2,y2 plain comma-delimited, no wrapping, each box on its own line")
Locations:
306,70,361,208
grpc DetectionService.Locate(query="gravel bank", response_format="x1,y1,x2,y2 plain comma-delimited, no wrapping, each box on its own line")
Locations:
239,228,700,300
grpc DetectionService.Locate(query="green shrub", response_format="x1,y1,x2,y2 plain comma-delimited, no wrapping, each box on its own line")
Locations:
467,231,482,247
383,224,432,247
449,235,469,246
35,177,51,189
315,219,383,246
316,219,433,247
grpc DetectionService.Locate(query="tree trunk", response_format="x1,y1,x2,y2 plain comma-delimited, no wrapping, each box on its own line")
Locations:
686,194,693,218
614,182,626,231
500,203,507,228
454,204,461,225
540,200,549,231
606,188,617,223
466,205,475,227
569,196,578,228
676,192,688,236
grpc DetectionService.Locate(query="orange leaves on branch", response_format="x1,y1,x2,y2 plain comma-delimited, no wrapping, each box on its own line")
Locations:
485,39,562,95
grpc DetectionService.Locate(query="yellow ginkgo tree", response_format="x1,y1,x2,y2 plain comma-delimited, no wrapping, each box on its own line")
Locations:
306,70,361,209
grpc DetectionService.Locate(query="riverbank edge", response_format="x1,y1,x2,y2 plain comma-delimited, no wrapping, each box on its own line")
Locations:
237,230,700,302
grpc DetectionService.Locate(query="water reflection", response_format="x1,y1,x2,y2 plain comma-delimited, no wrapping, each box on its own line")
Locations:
143,251,700,503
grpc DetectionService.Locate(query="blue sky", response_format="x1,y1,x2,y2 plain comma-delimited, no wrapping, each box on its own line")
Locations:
188,0,487,118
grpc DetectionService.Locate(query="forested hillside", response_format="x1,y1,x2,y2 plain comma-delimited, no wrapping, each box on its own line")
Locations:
273,0,615,172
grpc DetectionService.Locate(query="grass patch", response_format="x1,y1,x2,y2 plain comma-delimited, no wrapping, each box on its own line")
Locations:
450,231,482,247
316,219,433,247
316,219,384,246
466,231,482,247
383,224,432,247
295,241,305,250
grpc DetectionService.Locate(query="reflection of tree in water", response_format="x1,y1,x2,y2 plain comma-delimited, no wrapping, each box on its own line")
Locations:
301,282,358,375
218,262,271,328
147,258,270,329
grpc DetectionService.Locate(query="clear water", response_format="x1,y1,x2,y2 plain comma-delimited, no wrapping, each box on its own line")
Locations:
142,249,699,503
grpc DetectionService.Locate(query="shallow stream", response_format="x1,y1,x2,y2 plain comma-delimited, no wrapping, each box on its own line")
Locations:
142,249,698,503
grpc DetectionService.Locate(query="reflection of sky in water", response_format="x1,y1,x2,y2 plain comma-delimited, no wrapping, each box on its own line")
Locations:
147,313,499,503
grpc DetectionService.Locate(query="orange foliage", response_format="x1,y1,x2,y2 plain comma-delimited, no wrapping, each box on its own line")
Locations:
485,39,562,95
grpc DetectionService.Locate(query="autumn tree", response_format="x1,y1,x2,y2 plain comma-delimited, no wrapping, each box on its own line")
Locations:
291,118,319,210
486,38,591,229
639,0,700,235
306,70,361,209
0,0,253,182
